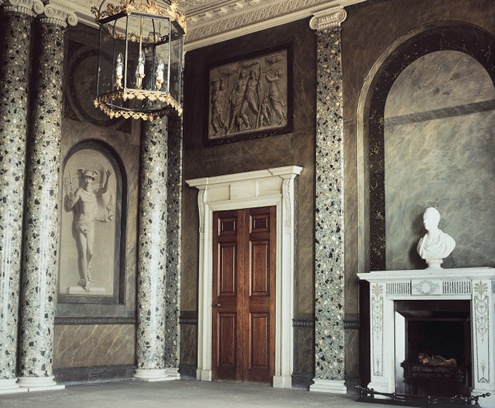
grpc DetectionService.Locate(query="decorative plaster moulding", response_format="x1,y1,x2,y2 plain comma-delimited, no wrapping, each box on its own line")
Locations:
62,0,365,49
185,0,363,50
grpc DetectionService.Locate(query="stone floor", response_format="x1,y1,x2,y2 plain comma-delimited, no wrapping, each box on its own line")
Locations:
0,379,394,408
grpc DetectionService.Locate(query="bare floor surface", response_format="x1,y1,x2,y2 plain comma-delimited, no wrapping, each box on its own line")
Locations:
0,379,392,408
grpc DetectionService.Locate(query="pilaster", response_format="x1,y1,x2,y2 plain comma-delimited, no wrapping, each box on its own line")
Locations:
310,6,347,394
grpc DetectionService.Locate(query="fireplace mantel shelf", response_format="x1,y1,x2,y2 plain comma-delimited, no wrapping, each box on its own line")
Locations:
358,267,495,282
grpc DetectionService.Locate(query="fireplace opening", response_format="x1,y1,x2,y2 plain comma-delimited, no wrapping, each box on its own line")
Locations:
395,300,471,397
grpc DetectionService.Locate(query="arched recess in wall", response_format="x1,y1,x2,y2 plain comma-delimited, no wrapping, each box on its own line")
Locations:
58,140,127,306
358,22,495,272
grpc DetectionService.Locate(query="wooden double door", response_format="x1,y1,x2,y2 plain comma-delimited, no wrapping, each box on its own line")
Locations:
212,206,276,383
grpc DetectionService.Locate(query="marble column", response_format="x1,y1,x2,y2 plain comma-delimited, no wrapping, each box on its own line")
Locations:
309,7,348,394
164,114,182,378
134,117,172,381
0,0,43,394
17,2,77,391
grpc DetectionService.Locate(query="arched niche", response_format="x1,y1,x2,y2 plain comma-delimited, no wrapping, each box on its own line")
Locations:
58,140,127,306
361,22,495,271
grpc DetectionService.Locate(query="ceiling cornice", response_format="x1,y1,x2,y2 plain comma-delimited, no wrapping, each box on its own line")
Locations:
184,0,364,51
49,0,366,50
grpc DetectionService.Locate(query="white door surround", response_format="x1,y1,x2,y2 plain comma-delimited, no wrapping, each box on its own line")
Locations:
186,165,302,388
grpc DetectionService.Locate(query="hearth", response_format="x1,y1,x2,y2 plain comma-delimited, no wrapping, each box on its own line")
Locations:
396,300,471,397
358,268,495,408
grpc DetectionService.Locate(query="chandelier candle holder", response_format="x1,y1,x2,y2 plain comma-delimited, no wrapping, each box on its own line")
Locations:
91,0,186,121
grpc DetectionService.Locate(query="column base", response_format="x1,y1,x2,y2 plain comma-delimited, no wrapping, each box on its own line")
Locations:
134,368,179,382
272,375,292,389
164,367,180,380
17,376,65,392
310,379,347,394
0,378,28,394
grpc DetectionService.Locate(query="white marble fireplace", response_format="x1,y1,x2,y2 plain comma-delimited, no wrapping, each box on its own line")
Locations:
358,268,495,408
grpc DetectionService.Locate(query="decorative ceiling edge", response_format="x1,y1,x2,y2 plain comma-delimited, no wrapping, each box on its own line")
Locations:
184,0,366,51
65,0,366,51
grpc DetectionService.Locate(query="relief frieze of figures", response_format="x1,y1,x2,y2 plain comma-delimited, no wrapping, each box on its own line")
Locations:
207,47,290,143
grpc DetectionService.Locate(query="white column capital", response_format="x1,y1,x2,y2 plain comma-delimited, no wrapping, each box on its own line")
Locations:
309,6,347,31
0,0,44,16
40,1,78,27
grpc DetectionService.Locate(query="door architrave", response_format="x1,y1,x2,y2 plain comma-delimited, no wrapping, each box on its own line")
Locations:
186,166,302,388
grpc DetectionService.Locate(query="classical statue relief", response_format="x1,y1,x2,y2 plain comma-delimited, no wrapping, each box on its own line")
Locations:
208,48,289,142
65,168,114,292
417,207,456,269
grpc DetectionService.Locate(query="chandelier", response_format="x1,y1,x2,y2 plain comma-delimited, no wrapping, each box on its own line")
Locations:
91,0,186,121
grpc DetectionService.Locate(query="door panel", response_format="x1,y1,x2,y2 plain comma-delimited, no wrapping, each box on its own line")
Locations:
219,244,236,295
218,313,236,367
250,313,269,369
212,206,275,383
213,211,242,380
251,242,269,293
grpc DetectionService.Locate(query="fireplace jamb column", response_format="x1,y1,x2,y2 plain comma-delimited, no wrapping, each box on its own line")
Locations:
367,282,395,394
471,279,495,398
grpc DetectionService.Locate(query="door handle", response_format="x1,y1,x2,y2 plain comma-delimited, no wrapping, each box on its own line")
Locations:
212,303,222,307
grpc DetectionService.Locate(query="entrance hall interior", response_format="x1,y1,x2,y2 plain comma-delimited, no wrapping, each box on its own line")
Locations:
1,1,495,407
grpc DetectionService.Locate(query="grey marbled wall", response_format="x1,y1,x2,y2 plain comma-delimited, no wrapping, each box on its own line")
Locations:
182,19,316,316
53,324,135,368
182,18,316,381
385,50,495,270
342,0,495,383
54,24,140,372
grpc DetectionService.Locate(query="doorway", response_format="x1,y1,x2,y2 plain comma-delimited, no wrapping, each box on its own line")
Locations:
212,207,276,383
186,166,301,388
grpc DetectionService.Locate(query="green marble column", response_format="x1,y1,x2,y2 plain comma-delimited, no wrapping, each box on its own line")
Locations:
135,117,171,381
17,3,77,391
0,0,43,393
164,113,182,374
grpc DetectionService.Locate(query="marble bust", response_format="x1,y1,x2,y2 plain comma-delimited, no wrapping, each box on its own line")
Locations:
417,207,456,269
